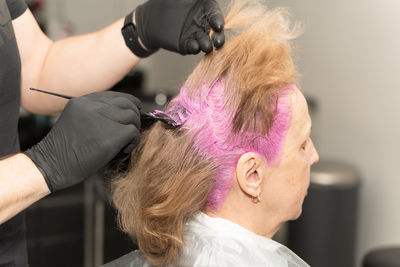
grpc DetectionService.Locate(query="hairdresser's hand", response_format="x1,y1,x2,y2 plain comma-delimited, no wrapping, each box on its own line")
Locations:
25,91,141,193
135,0,225,55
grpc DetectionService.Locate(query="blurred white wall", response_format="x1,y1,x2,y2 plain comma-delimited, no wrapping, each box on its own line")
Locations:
44,0,400,265
271,0,400,265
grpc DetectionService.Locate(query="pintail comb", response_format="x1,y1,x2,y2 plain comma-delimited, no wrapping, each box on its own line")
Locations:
141,103,191,129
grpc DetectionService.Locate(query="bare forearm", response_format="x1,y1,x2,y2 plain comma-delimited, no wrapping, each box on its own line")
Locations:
39,18,139,95
16,12,141,114
0,154,50,224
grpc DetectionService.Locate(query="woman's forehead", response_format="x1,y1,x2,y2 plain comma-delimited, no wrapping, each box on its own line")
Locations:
286,89,311,138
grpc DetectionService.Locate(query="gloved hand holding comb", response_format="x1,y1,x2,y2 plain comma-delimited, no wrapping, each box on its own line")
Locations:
25,91,142,193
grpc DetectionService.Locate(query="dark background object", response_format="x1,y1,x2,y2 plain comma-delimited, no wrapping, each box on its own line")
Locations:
25,181,138,267
363,247,400,267
288,160,361,267
25,184,85,267
18,115,51,151
103,204,138,263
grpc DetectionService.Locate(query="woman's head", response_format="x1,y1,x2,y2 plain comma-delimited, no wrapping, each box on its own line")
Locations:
112,0,315,265
227,88,319,237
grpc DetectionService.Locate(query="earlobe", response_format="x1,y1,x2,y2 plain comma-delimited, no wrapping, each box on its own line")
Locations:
236,153,264,200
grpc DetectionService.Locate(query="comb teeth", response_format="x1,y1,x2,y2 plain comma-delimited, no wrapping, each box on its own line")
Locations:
149,112,177,126
151,104,191,127
140,111,179,129
140,104,191,129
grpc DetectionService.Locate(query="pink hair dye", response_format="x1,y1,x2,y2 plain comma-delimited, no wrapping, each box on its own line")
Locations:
162,80,295,210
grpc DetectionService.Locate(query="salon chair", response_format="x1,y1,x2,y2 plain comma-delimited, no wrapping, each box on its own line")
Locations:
363,247,400,267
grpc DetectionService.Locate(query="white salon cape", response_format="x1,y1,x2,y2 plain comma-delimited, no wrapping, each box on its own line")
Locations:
103,212,310,267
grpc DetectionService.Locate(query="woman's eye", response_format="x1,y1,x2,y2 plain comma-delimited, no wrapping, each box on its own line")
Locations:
301,141,307,150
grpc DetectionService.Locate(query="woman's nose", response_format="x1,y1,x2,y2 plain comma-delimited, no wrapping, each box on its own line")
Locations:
310,140,319,165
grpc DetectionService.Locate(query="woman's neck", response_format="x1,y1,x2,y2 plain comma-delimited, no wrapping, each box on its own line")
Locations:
205,202,283,239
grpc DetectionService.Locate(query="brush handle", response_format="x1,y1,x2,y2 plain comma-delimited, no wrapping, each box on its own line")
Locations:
29,87,172,127
30,88,73,99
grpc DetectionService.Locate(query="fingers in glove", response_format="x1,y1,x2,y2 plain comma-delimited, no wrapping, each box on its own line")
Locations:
119,125,141,153
89,91,143,110
123,143,137,154
195,31,212,54
100,96,141,112
204,0,224,32
184,38,200,54
100,105,141,128
211,31,225,49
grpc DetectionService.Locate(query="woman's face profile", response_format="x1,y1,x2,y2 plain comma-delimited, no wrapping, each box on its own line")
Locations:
263,89,319,221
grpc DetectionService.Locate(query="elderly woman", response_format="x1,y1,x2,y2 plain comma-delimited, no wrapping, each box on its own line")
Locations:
107,0,319,266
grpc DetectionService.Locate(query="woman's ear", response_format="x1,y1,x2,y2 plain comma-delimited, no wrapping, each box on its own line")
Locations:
235,152,265,200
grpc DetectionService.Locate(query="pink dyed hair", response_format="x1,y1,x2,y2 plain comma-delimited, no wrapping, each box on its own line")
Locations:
161,80,295,209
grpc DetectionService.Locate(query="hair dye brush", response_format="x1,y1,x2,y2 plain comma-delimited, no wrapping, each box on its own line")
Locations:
29,88,179,129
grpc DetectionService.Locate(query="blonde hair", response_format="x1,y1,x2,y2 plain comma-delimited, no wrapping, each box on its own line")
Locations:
112,1,299,265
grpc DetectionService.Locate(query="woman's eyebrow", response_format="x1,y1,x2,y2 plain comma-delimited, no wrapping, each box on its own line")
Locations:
304,124,312,138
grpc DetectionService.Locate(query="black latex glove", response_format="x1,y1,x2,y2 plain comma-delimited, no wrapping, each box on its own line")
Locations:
25,91,142,193
135,0,225,55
